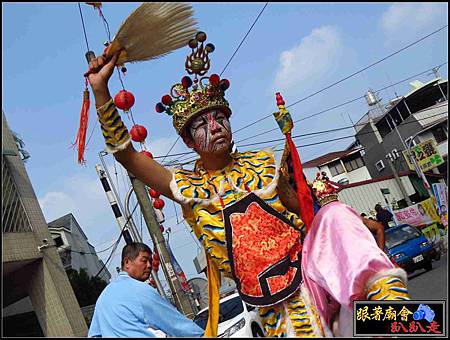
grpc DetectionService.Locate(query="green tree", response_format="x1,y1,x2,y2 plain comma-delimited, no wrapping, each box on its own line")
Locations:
66,268,108,307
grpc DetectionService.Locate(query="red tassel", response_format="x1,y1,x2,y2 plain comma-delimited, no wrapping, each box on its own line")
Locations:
74,82,90,165
286,133,314,232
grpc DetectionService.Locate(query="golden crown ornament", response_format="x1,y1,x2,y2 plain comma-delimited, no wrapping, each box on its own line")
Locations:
311,172,341,207
155,31,232,135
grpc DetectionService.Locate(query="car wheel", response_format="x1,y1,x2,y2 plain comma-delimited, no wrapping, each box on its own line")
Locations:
424,261,432,271
252,325,264,337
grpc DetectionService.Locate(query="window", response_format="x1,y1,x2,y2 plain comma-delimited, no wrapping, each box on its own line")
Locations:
343,154,365,172
53,236,64,247
375,160,385,172
431,124,448,144
328,161,344,176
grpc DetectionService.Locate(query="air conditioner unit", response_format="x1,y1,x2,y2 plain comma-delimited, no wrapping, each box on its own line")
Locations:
375,160,385,172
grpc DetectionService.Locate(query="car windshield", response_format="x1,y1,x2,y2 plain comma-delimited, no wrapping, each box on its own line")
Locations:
193,296,244,330
385,225,422,249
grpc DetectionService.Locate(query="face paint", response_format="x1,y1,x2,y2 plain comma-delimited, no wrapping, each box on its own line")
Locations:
189,110,231,153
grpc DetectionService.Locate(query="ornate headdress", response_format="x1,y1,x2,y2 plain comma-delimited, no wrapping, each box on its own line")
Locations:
311,172,341,206
155,31,232,135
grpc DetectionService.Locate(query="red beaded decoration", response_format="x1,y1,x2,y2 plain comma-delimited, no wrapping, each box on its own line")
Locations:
148,188,160,198
153,198,165,209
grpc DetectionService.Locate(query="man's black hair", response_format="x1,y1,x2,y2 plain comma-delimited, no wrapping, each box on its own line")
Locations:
121,242,152,269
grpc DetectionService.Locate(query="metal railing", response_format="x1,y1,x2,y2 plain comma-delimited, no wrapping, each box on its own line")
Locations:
2,157,32,233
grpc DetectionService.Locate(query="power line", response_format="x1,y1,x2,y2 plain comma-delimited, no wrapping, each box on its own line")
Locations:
93,201,140,279
220,3,269,77
165,111,448,167
77,3,90,51
160,4,268,166
235,62,449,144
155,63,447,162
232,25,448,135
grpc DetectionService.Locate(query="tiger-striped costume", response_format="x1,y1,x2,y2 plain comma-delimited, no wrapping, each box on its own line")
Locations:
171,149,325,336
171,148,409,337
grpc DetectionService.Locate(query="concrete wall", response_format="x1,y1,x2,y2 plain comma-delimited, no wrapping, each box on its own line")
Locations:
2,111,88,336
339,176,416,215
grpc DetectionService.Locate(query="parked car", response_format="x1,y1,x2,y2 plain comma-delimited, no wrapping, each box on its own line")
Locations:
193,291,265,337
385,224,436,273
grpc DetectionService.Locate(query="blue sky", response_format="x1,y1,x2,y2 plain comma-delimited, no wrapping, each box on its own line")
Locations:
3,2,448,287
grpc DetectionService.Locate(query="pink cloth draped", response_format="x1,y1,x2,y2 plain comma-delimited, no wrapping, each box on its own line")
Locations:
301,201,396,335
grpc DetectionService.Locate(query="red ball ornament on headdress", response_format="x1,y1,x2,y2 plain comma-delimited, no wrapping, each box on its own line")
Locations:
209,74,220,86
140,150,153,158
130,125,147,142
155,103,165,113
161,95,172,106
148,188,160,198
181,76,193,88
220,79,230,91
114,90,135,111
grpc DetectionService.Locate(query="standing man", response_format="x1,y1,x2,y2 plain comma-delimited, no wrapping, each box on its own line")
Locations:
88,242,204,337
375,203,394,228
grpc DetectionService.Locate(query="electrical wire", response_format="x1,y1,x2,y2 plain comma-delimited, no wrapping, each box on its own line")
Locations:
93,201,140,279
160,4,268,165
77,3,90,51
163,111,448,167
220,3,269,77
154,62,448,162
235,62,449,144
232,25,448,135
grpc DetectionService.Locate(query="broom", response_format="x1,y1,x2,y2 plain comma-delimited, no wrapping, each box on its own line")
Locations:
78,2,197,164
85,2,198,74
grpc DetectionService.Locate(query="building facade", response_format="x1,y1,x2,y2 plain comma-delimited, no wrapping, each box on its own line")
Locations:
302,147,372,185
2,111,88,336
48,213,111,282
355,78,447,184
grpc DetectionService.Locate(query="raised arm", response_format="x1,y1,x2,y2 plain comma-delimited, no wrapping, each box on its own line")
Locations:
86,53,176,201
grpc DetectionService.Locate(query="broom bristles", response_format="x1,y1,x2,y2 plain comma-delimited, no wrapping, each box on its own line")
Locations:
106,2,197,64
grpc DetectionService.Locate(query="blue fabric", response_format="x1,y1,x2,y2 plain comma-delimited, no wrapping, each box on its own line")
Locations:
88,272,204,337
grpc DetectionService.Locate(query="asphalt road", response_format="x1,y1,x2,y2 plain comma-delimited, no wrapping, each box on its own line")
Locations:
407,252,448,301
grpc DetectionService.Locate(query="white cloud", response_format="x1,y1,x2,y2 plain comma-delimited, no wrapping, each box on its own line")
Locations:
380,3,447,44
274,26,344,95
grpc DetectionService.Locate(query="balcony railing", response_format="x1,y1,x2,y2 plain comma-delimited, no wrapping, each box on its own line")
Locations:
2,157,32,233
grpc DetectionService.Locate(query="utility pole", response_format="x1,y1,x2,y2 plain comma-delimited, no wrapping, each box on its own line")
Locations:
127,170,195,319
95,163,166,297
385,151,413,206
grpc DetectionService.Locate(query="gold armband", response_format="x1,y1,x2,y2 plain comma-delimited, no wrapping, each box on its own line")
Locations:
97,99,131,154
366,276,409,301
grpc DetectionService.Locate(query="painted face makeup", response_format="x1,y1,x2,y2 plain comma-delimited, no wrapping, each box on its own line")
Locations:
189,110,231,153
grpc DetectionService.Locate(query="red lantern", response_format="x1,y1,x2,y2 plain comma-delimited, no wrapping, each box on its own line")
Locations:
130,125,147,142
114,90,135,111
148,188,160,198
153,198,165,209
160,225,165,232
140,150,153,159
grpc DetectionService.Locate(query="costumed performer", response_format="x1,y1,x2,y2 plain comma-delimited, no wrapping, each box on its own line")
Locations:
85,31,409,337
